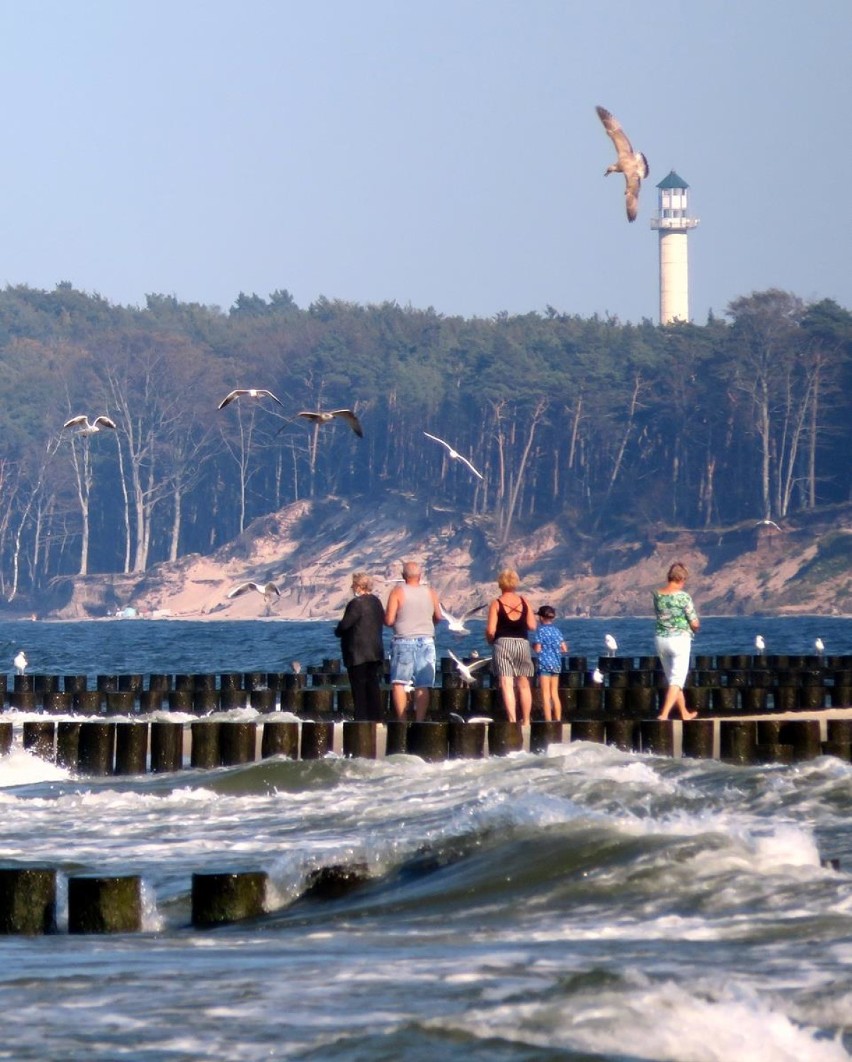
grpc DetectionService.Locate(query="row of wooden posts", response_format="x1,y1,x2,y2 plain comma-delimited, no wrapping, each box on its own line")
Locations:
5,715,852,774
0,864,357,935
4,654,852,716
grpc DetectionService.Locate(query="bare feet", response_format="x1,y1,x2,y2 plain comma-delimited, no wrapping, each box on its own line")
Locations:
682,711,698,720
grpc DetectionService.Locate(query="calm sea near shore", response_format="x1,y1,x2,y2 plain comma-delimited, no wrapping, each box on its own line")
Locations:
0,617,850,1061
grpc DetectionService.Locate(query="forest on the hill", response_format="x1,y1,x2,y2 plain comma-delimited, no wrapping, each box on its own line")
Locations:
1,282,850,605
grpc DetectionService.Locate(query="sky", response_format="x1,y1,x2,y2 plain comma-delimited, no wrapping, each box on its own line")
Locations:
1,0,850,325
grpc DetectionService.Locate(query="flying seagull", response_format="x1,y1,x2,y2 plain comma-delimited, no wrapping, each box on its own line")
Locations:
604,633,618,656
447,650,491,686
227,581,281,600
423,432,483,480
440,602,487,634
595,105,649,223
218,388,284,410
13,650,27,675
755,519,782,531
298,409,363,437
63,414,117,436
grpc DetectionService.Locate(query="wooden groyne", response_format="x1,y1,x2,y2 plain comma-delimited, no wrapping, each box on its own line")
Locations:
1,653,851,770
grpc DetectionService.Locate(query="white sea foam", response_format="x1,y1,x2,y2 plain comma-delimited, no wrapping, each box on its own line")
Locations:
0,746,70,788
437,975,851,1061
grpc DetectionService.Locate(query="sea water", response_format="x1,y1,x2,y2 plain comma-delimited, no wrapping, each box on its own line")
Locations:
0,617,850,1061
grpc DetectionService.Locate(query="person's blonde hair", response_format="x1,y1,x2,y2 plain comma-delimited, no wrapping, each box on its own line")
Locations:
351,571,373,592
497,568,520,592
667,562,689,583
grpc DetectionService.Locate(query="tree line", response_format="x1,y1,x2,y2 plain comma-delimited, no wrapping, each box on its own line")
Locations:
1,282,850,606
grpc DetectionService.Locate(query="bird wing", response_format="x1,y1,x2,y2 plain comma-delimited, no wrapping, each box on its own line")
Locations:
63,415,88,429
624,170,642,223
423,431,451,453
463,603,488,617
298,411,323,423
262,582,281,596
455,452,484,479
218,390,245,409
447,649,462,666
331,410,364,437
259,390,284,406
596,105,634,161
94,416,117,430
227,581,260,598
468,658,491,673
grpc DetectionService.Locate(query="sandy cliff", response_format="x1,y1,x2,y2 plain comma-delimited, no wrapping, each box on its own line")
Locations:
32,494,852,621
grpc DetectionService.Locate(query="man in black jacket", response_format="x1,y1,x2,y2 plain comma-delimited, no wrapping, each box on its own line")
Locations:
334,571,386,721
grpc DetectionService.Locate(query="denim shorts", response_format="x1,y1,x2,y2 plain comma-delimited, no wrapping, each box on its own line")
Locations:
390,636,436,689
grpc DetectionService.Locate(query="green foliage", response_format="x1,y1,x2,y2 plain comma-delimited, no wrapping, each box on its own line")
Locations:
0,282,850,602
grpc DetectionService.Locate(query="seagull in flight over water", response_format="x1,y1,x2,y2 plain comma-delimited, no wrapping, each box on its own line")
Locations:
63,414,117,436
596,105,649,223
423,432,483,479
298,409,364,437
218,389,284,410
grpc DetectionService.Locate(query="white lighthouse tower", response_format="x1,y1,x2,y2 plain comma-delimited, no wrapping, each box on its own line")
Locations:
650,170,699,324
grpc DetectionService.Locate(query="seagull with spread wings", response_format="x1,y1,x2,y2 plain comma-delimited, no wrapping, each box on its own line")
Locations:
423,432,483,480
298,409,363,437
595,105,649,223
227,581,281,600
63,414,117,436
447,650,491,686
218,388,284,410
440,602,487,635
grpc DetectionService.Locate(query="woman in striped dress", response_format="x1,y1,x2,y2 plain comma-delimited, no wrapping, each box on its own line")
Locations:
485,569,537,724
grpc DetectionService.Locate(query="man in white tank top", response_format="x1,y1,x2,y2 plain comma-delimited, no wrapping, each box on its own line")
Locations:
384,560,442,720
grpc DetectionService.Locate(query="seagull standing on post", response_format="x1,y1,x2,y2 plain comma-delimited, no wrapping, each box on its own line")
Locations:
604,633,618,657
595,105,649,223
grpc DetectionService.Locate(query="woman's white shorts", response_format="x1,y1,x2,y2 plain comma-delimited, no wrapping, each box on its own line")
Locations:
655,632,692,688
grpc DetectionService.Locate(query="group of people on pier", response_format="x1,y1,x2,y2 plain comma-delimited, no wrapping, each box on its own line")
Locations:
335,560,699,727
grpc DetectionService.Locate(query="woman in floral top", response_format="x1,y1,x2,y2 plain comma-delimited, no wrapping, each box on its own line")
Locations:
653,562,700,721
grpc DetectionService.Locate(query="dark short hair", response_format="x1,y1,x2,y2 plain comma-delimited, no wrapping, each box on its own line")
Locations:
536,605,556,619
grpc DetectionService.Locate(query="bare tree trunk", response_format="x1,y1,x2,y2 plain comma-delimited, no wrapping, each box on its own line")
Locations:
66,438,93,575
501,399,547,545
594,374,643,529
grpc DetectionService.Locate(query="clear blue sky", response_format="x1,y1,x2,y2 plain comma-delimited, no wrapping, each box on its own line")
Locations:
2,0,849,324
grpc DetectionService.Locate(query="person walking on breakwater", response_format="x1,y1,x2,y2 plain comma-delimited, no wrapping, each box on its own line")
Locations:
654,562,700,721
533,606,568,722
335,571,386,722
385,561,442,721
485,569,537,725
